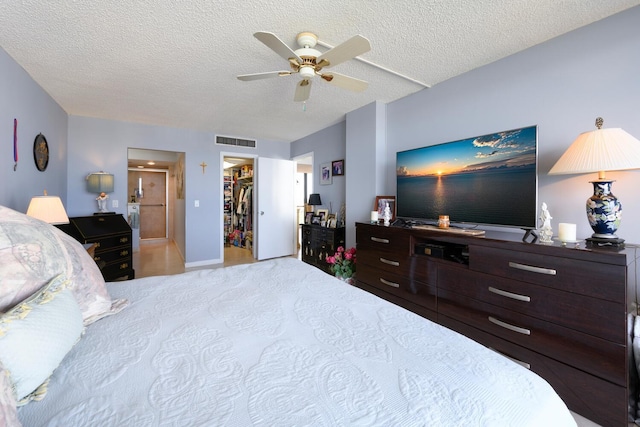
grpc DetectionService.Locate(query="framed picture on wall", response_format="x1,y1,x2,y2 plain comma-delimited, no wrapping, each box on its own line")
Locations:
331,160,344,176
375,196,396,222
320,162,332,185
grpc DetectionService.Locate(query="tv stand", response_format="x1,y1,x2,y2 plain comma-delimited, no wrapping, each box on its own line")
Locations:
412,223,485,236
355,222,636,426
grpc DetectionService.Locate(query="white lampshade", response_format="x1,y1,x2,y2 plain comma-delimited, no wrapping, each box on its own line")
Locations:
548,117,640,244
549,119,640,178
26,192,69,225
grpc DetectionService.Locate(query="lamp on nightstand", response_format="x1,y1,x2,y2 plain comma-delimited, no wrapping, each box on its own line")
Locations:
307,193,322,213
549,117,640,247
86,171,114,213
26,190,69,225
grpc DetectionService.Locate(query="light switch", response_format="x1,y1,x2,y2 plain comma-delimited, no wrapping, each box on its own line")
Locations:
194,200,200,207
112,200,119,208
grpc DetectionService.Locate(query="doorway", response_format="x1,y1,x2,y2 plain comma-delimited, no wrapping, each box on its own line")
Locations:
128,169,168,239
223,155,255,264
127,148,186,269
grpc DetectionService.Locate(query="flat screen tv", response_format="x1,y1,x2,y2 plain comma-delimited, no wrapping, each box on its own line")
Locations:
396,125,538,230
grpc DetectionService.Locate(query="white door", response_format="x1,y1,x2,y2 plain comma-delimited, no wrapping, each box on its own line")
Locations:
255,157,296,260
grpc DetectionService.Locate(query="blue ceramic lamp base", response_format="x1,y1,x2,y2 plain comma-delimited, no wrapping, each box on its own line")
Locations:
585,180,625,248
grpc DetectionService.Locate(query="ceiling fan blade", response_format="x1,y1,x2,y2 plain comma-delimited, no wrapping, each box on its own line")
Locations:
320,71,368,92
237,71,292,81
254,32,302,63
316,35,371,69
294,79,311,102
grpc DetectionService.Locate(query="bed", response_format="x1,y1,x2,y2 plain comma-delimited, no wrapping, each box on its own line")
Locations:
0,206,576,426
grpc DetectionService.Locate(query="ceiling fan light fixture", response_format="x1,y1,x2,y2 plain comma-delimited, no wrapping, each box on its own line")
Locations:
299,66,315,80
237,31,372,102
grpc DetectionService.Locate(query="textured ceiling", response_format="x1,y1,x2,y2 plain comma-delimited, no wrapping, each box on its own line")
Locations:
1,1,638,142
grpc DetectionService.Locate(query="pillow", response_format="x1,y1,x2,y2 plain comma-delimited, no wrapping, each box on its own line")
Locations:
0,274,83,403
0,205,123,325
0,361,20,427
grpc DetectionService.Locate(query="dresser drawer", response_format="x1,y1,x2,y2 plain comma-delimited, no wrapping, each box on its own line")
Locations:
438,289,626,385
438,263,625,343
356,224,411,254
439,315,627,427
359,249,411,276
92,245,132,265
358,265,436,312
469,245,626,302
93,234,131,252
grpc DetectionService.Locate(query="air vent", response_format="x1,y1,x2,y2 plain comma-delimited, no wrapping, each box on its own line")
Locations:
216,135,256,148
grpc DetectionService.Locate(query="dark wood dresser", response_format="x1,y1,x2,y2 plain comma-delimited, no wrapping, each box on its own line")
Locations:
301,224,345,274
355,222,637,427
59,214,135,281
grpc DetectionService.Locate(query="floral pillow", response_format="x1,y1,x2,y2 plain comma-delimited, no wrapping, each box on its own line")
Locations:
0,274,84,403
0,360,20,427
0,205,126,325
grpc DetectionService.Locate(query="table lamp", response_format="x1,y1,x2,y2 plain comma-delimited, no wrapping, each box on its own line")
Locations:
548,117,640,246
26,190,69,224
86,171,114,213
308,193,322,207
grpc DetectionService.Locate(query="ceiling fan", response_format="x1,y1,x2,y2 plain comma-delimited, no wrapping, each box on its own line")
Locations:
237,31,371,102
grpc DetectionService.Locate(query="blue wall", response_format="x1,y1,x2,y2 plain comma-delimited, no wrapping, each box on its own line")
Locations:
290,120,346,215
293,5,640,244
67,116,291,264
0,48,68,210
386,5,640,243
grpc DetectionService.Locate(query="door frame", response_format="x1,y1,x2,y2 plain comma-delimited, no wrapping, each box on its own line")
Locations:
220,152,257,263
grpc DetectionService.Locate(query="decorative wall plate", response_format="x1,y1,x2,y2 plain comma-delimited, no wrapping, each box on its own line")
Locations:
33,133,49,171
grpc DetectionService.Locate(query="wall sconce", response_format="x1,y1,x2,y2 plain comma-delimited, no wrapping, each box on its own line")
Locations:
549,117,640,247
26,191,69,224
86,171,114,213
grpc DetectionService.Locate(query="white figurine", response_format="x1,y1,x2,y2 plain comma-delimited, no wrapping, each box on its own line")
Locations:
539,202,553,243
383,202,392,226
97,192,109,213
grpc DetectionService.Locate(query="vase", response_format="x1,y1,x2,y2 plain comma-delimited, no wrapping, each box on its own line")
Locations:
336,275,354,285
586,180,621,238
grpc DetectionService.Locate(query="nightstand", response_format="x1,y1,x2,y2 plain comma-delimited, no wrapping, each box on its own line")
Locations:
58,214,135,281
301,223,345,274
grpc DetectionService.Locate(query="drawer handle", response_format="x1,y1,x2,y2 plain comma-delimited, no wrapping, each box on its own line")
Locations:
370,237,389,244
488,316,531,335
379,278,400,288
379,257,400,267
489,347,531,370
488,286,531,302
508,261,556,276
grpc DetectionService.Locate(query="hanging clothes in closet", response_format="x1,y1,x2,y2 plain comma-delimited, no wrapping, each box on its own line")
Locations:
234,183,252,233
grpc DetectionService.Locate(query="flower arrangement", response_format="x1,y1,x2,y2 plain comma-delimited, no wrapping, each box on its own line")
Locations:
326,246,356,279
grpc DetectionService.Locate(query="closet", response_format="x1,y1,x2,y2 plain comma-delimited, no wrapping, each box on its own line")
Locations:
223,160,253,250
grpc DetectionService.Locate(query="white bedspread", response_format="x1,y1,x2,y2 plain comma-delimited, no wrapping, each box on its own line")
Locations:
18,257,575,426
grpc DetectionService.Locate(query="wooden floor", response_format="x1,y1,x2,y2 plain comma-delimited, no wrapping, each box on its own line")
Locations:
132,239,255,278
